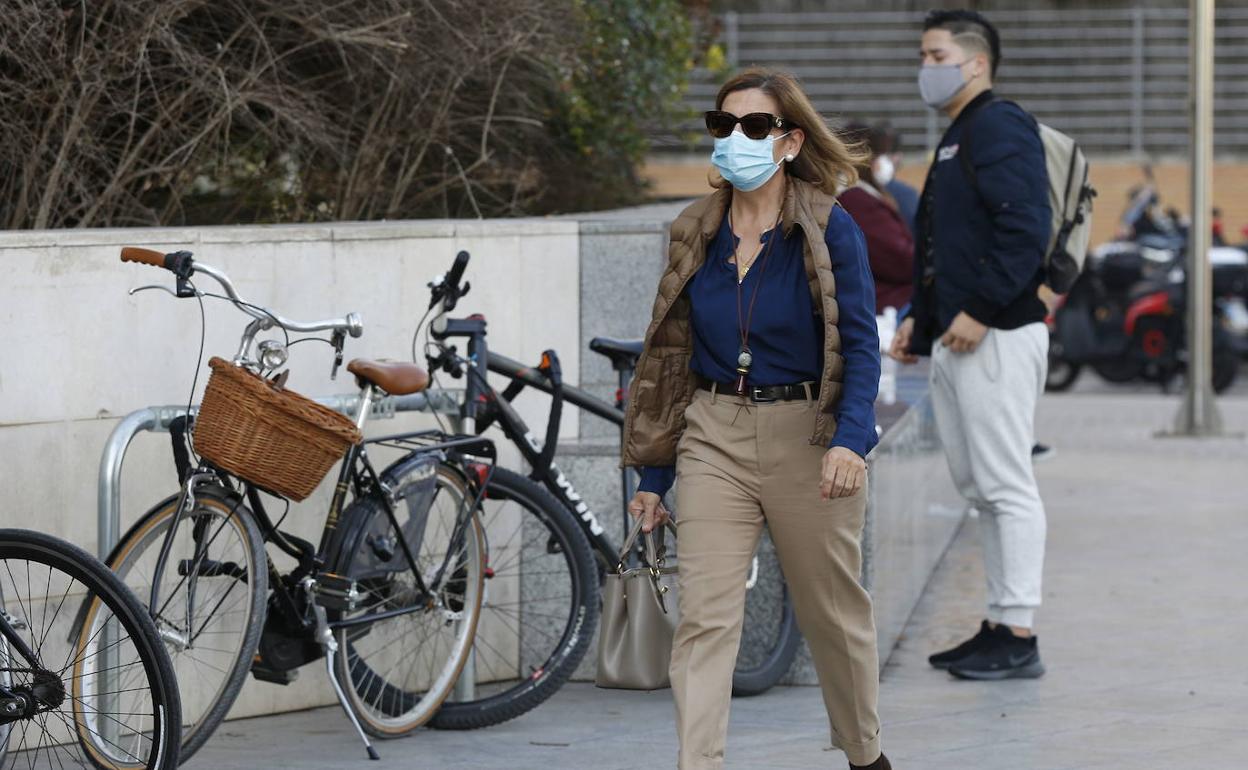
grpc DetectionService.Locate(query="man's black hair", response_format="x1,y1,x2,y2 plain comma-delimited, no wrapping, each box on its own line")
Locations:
924,9,1001,77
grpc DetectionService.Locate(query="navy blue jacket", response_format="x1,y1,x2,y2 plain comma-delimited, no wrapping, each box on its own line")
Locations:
912,91,1051,334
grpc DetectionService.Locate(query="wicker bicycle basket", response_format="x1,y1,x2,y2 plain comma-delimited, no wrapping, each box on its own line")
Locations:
193,357,362,501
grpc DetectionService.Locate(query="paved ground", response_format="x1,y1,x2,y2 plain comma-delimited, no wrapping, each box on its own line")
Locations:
193,391,1248,769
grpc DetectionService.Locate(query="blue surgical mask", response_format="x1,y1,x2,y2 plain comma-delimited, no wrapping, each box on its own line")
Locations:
711,131,791,192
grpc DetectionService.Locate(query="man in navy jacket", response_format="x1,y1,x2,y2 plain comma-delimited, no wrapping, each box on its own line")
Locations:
890,9,1052,681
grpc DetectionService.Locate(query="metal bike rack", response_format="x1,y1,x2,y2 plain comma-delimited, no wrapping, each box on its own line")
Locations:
96,389,464,558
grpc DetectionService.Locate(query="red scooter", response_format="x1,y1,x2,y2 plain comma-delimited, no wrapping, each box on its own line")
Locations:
1047,243,1241,393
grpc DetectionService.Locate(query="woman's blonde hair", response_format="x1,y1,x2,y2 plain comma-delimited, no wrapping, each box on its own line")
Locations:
711,67,866,195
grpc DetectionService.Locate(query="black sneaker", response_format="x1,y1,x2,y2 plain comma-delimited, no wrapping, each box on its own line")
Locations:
948,625,1045,680
1031,443,1056,463
927,620,995,670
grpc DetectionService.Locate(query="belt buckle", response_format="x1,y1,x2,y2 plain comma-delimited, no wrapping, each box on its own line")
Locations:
749,386,776,403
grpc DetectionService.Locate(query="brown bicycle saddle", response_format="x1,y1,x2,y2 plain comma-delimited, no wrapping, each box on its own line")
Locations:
346,359,430,396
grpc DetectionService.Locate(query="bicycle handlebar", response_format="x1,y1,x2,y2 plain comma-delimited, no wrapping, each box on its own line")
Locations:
120,247,364,338
428,251,471,312
445,251,469,297
120,247,167,267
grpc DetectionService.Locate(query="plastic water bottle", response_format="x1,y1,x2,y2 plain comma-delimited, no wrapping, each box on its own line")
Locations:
876,307,897,406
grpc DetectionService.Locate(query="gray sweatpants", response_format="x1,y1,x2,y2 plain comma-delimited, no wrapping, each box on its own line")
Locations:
930,322,1048,629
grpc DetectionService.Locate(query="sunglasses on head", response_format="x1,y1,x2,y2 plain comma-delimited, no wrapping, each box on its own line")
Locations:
704,110,795,140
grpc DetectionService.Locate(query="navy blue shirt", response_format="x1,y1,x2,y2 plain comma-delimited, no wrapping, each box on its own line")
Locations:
639,204,881,497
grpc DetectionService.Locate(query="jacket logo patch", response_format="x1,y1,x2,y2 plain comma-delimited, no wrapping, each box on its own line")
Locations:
937,144,960,162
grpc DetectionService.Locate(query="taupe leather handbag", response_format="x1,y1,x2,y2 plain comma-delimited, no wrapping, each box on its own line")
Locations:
595,515,679,690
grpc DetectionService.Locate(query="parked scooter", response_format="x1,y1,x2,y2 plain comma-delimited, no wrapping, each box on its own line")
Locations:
1046,237,1243,393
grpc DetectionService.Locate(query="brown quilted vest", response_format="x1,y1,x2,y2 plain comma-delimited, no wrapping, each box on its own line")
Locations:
621,177,846,468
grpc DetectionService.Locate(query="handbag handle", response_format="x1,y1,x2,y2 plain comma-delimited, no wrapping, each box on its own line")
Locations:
616,514,677,571
617,514,678,613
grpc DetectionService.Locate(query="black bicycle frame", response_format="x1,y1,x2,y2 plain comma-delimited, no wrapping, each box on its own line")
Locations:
488,352,624,425
0,614,40,678
432,318,624,561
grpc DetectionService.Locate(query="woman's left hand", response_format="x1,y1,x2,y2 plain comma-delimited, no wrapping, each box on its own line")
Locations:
821,447,866,499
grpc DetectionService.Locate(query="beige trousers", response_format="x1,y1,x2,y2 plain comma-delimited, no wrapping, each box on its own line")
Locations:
670,388,881,769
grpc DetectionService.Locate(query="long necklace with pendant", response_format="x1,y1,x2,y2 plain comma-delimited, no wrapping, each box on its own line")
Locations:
732,211,782,396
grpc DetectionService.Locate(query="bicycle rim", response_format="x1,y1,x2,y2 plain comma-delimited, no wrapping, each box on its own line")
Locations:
432,466,598,729
335,466,484,736
105,490,267,759
0,529,178,769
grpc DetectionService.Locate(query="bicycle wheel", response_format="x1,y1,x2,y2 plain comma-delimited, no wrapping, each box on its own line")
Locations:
0,584,11,762
428,465,598,730
331,456,485,737
104,487,267,761
0,528,181,769
732,528,801,696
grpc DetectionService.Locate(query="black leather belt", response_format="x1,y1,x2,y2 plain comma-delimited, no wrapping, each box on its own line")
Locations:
699,379,819,403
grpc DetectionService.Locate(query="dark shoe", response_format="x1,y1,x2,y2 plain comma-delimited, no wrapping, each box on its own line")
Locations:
948,625,1045,680
927,620,995,670
1031,443,1056,463
850,753,892,770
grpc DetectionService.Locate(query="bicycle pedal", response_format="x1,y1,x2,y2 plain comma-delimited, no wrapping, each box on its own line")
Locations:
250,662,299,686
315,573,362,612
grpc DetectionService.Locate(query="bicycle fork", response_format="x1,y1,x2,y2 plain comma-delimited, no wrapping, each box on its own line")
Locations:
306,578,379,761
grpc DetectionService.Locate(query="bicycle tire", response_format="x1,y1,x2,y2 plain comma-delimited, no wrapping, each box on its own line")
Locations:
331,458,485,737
0,528,181,769
732,586,800,696
0,586,10,762
728,526,801,696
429,466,598,730
104,487,268,762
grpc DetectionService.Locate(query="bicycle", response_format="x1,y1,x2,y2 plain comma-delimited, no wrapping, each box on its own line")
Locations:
0,528,181,769
108,248,497,762
411,253,800,732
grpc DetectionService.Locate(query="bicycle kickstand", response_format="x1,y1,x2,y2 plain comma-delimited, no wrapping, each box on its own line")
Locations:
307,579,380,760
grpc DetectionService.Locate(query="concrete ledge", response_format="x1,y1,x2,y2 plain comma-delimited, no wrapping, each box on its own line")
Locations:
0,217,579,250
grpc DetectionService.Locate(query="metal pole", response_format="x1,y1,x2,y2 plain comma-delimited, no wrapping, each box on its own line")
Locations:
98,408,160,557
1172,0,1223,436
725,12,739,68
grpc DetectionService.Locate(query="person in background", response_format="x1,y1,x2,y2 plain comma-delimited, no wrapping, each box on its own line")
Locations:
889,9,1051,681
877,124,921,235
838,122,915,313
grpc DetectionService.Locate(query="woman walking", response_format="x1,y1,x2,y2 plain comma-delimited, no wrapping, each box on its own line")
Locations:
621,68,890,770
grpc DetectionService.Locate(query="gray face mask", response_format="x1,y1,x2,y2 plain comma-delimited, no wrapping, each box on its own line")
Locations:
918,61,970,109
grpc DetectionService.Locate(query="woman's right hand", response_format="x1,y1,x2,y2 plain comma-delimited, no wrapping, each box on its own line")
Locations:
889,317,919,364
628,491,671,534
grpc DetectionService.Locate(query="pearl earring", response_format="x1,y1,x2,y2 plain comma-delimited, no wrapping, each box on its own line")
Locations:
784,154,794,162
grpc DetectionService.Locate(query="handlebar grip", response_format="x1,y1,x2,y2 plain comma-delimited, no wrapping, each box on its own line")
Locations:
120,247,168,267
446,251,470,290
